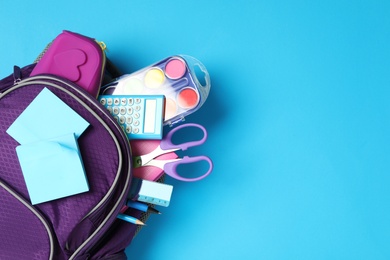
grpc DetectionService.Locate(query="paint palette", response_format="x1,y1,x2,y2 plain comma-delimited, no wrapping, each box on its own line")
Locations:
100,55,211,126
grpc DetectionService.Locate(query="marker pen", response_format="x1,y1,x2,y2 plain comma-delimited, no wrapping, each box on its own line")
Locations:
126,200,161,214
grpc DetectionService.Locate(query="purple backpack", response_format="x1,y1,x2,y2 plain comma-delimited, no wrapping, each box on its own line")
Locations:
0,63,139,259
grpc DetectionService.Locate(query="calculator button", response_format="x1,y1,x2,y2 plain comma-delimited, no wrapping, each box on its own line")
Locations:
127,107,133,115
126,126,132,133
120,107,126,115
127,98,133,105
107,106,113,113
135,105,141,111
133,128,139,134
100,98,106,105
114,98,120,106
134,113,140,119
113,107,119,115
107,98,113,106
134,120,140,126
119,116,126,124
126,116,133,124
121,98,127,105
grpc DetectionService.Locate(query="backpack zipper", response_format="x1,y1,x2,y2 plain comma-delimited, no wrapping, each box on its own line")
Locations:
3,75,132,259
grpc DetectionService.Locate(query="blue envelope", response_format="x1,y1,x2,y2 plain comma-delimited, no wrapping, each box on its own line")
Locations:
16,133,89,205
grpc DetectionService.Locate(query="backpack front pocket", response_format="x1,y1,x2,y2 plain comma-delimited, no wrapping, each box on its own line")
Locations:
0,74,132,259
0,179,58,260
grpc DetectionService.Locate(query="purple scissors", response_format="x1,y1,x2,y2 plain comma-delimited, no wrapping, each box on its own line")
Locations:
133,123,213,182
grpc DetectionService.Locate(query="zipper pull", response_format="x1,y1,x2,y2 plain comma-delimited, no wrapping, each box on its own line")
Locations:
97,41,108,52
13,65,22,84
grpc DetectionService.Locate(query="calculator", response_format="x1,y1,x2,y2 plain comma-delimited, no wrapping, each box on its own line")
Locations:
98,95,165,140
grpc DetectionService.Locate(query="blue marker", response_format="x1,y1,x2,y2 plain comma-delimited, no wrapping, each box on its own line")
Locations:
126,200,161,214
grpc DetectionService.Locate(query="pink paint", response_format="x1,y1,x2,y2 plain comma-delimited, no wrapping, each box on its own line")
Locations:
165,58,186,79
177,88,199,109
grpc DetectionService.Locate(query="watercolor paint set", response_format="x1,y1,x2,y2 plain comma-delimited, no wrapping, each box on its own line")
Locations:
100,55,211,126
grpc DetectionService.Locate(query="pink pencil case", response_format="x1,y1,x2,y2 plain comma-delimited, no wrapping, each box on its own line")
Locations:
30,30,106,97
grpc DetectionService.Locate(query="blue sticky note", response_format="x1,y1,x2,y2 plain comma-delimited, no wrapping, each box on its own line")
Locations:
16,133,89,204
7,88,89,145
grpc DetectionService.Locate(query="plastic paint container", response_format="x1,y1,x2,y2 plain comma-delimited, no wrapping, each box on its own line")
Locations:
100,55,211,126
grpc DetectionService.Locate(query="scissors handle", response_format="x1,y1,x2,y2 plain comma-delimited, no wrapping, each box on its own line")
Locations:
164,155,213,182
160,123,207,151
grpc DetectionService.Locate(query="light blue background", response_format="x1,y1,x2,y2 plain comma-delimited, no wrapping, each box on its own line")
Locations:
1,1,390,259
